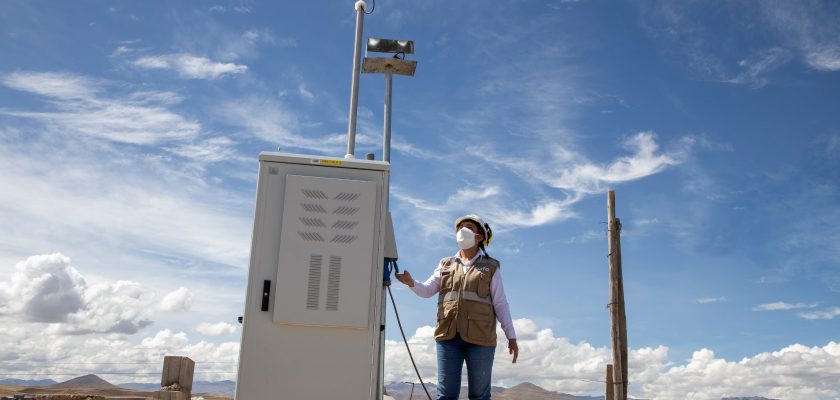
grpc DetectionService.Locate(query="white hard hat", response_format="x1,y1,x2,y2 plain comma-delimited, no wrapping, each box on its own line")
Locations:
454,214,493,247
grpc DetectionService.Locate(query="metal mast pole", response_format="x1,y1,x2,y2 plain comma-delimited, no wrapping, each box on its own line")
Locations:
345,0,367,159
377,66,393,400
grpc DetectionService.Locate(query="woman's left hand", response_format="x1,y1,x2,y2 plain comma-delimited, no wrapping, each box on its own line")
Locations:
508,339,518,363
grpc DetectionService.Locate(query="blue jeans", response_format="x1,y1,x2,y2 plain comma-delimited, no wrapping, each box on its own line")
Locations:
436,333,496,400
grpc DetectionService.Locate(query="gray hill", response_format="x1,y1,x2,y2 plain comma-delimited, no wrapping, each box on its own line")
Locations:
0,378,58,386
191,380,236,397
51,374,116,388
722,398,778,400
117,382,160,392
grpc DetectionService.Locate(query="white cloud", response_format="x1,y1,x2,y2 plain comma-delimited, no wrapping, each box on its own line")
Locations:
759,2,840,72
753,301,818,311
696,296,727,304
384,318,840,399
0,253,85,322
0,122,252,271
565,229,604,244
0,328,239,383
798,307,840,320
0,71,99,99
728,47,792,88
133,54,247,79
160,287,193,312
561,132,678,190
0,254,159,334
141,329,189,348
635,218,660,226
480,132,678,196
214,95,345,154
641,344,840,399
297,83,314,101
806,45,840,71
59,280,155,335
637,4,808,87
390,139,447,161
164,136,239,162
0,71,199,145
3,313,839,397
488,198,579,230
392,132,680,243
196,322,237,336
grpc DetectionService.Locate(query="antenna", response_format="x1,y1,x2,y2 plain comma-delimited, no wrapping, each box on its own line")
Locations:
345,0,368,159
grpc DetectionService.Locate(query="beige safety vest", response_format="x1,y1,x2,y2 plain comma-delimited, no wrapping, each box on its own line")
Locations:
434,255,500,346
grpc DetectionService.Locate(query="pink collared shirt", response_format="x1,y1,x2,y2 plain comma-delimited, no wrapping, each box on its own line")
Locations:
409,252,516,340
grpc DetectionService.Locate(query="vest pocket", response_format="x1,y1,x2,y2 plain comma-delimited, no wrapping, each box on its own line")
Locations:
436,300,455,321
434,301,456,339
440,270,453,289
467,312,495,343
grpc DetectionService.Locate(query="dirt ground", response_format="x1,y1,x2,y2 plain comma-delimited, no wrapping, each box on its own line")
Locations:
0,385,232,400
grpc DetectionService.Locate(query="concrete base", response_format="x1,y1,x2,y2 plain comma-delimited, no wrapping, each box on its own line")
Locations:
152,390,188,400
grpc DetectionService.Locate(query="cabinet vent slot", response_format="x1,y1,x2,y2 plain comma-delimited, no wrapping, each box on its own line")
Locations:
333,206,359,215
298,231,325,242
306,255,322,310
331,220,358,230
301,203,327,213
326,256,342,311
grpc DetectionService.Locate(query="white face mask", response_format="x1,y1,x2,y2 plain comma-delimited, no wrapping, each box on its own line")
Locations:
456,227,477,250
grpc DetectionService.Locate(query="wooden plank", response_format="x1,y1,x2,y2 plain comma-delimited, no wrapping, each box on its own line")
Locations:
605,364,615,400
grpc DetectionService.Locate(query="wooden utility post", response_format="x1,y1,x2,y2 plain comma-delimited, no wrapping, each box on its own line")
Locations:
605,364,615,400
607,190,628,400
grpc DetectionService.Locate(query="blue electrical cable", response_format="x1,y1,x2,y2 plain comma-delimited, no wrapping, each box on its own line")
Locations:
384,259,433,400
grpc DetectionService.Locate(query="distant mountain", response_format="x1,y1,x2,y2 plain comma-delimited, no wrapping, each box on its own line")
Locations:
722,397,778,400
51,374,116,388
384,382,495,399
385,381,604,400
118,382,160,392
0,378,58,386
497,382,584,400
193,380,236,397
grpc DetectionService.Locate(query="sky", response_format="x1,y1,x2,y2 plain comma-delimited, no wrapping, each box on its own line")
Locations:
0,0,839,399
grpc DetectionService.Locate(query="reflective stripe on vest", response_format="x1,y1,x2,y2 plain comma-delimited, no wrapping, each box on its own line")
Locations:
440,290,492,304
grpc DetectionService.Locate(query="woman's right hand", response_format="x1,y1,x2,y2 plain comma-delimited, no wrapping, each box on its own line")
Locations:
395,270,414,287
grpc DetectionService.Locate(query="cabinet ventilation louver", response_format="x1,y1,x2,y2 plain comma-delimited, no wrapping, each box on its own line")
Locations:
300,217,326,227
298,231,325,242
333,206,360,215
334,192,361,201
331,234,357,244
302,189,329,199
326,256,342,311
301,203,327,213
306,255,322,310
331,220,359,230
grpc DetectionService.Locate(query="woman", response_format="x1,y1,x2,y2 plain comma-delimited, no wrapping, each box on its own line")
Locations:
395,214,518,400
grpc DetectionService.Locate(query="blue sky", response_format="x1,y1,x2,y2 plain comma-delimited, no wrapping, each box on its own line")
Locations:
1,1,839,398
